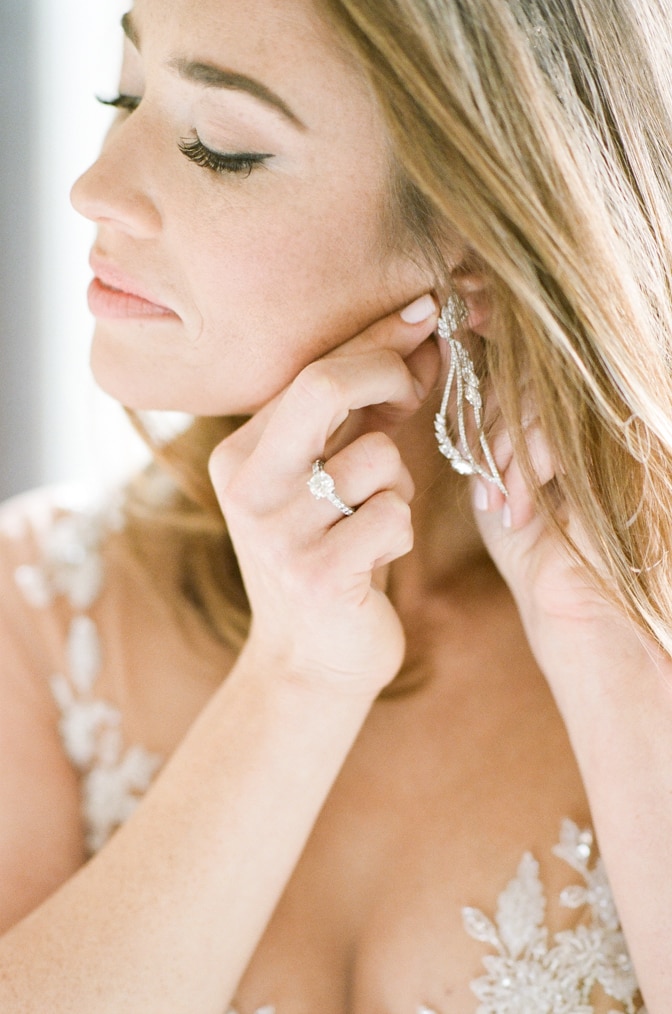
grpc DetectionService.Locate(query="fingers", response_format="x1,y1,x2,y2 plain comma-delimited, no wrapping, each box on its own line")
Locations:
473,403,558,528
287,456,413,612
212,343,433,504
469,413,557,603
206,292,442,695
276,348,425,460
326,293,438,361
328,491,414,575
209,294,439,495
320,295,441,433
311,432,415,519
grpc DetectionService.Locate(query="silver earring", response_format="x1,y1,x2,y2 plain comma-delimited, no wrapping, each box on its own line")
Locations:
434,294,507,496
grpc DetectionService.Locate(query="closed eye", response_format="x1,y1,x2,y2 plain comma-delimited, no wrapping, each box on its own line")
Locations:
97,93,141,112
97,95,273,178
177,136,273,177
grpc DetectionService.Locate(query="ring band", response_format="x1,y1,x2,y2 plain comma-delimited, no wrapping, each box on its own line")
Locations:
307,459,355,516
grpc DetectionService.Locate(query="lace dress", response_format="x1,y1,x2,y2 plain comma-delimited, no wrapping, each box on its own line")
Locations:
12,494,646,1014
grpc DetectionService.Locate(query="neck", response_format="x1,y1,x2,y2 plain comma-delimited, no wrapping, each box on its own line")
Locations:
375,394,501,698
388,393,491,607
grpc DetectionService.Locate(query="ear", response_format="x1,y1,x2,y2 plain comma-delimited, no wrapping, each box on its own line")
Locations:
449,259,494,338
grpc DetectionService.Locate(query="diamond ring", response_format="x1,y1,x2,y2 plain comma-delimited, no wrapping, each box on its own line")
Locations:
307,459,355,517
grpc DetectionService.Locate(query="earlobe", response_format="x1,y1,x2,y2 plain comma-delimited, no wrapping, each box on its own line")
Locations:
450,258,495,337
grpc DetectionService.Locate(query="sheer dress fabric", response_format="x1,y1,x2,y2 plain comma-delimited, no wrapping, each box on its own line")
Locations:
1,489,646,1014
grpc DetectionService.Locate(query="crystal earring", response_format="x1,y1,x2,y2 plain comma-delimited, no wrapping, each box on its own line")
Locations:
434,294,507,496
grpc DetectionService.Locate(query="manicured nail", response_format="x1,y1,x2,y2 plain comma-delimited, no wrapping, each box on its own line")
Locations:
472,480,489,512
502,502,512,528
400,294,436,324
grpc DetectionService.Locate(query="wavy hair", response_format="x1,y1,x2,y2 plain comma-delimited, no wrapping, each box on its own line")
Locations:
125,0,672,656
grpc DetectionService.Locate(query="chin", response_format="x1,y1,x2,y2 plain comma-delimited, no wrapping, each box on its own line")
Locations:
89,336,269,417
90,349,175,412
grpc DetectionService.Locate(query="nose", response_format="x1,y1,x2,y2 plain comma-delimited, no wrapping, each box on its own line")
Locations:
71,118,162,238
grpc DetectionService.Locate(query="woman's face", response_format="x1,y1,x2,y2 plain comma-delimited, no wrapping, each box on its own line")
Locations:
72,0,433,413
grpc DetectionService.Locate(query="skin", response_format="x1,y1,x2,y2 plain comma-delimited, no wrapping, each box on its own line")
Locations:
71,0,433,413
1,0,671,1009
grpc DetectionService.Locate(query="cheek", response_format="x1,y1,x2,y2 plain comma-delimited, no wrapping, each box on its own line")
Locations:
181,178,395,361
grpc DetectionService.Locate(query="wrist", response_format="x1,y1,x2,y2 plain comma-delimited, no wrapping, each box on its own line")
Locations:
228,636,379,728
234,628,391,707
528,608,671,729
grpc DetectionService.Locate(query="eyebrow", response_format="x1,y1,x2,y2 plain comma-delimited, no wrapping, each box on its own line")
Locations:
121,11,306,131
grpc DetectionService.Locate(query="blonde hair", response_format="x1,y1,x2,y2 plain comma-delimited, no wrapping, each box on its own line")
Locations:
126,0,672,656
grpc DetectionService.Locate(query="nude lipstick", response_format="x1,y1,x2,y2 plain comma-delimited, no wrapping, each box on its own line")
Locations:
87,258,179,320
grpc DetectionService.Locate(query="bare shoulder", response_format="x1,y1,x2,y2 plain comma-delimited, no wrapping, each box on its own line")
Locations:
0,485,119,935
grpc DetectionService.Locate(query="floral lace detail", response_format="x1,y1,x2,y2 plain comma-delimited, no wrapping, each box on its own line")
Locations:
224,823,643,1014
462,819,646,1014
13,496,644,1012
15,493,163,854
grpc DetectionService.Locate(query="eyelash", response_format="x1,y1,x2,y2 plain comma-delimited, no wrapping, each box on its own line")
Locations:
97,93,140,112
97,94,273,178
177,137,272,178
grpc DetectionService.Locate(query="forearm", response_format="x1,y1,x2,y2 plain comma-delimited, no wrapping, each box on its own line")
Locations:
0,650,374,1013
0,300,433,1010
540,622,672,1011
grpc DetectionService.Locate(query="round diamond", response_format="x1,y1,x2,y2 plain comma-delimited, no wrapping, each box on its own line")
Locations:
308,464,335,499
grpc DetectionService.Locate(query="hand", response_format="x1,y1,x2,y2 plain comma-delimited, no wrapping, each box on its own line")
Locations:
208,295,440,699
470,412,644,689
451,266,633,673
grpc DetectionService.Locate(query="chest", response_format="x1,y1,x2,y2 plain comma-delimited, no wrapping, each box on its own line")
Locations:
50,572,632,1013
227,665,598,1013
18,502,641,1013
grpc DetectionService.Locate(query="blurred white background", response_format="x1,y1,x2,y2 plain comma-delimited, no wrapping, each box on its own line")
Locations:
0,0,148,501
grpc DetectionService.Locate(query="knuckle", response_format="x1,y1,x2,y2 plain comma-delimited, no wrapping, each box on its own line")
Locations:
401,515,415,551
371,490,412,530
375,347,404,372
357,431,402,477
213,460,268,520
385,524,414,562
208,441,231,485
294,361,344,410
215,476,251,525
381,348,412,388
209,445,256,504
401,474,416,505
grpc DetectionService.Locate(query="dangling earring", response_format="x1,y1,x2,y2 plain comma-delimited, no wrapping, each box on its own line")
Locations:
434,294,508,496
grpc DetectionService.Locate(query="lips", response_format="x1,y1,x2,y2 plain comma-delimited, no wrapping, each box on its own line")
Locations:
88,255,179,320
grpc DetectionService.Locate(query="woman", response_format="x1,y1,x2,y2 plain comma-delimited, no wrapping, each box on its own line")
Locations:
0,0,670,1009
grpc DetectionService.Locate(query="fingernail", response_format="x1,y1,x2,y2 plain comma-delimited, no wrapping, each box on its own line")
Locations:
472,480,489,512
400,294,436,324
502,502,512,528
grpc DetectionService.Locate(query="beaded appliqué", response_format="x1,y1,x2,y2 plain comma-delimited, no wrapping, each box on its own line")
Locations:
462,819,646,1014
12,498,644,1012
15,494,163,854
225,824,642,1013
